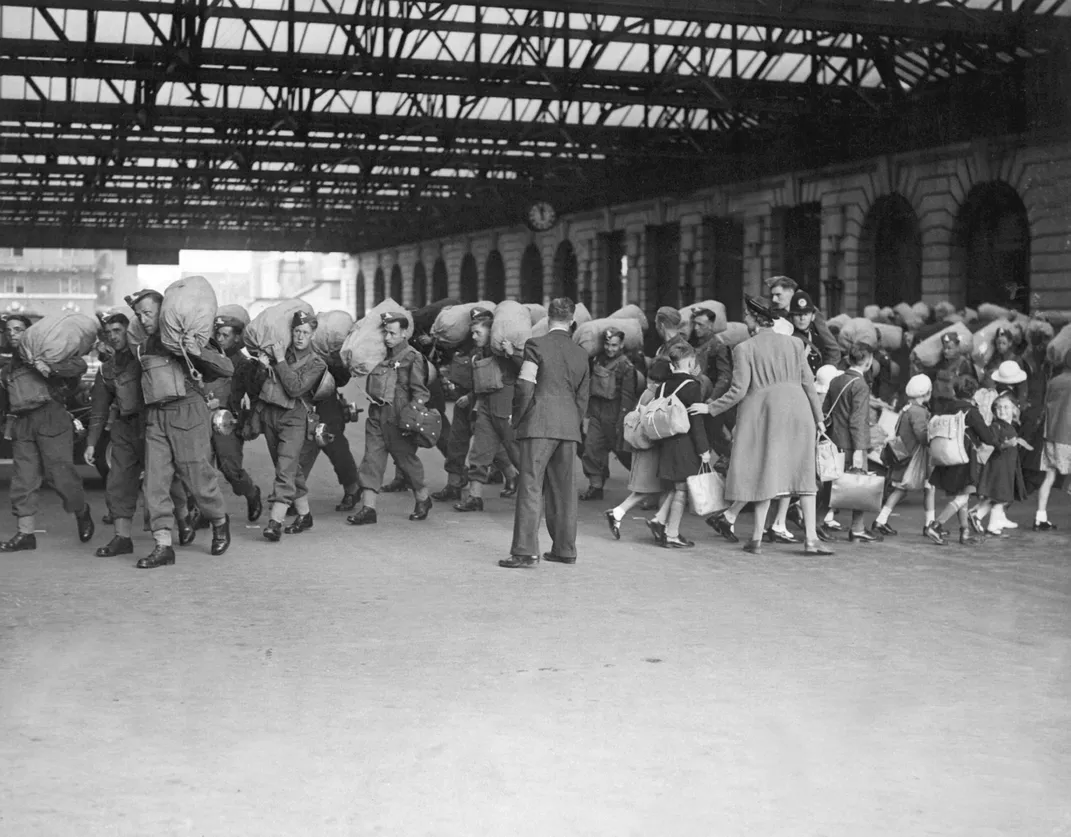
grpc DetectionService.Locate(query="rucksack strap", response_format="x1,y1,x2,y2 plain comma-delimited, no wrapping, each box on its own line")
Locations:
823,375,858,422
658,379,693,400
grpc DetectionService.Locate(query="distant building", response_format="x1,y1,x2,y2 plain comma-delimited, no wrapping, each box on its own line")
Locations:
0,248,136,318
248,252,351,319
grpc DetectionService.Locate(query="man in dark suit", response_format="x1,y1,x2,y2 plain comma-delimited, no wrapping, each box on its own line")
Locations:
500,297,590,569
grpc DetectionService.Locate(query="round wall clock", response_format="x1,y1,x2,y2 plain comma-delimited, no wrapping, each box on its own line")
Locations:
526,201,558,232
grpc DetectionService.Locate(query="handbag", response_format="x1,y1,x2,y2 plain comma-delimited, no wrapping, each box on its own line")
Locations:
829,468,884,513
686,463,726,517
640,380,692,440
816,433,844,482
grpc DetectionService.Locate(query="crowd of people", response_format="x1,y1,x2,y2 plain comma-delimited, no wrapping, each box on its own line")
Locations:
0,274,1068,570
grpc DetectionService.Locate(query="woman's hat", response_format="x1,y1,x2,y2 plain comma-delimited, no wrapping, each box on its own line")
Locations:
744,295,774,322
991,359,1027,385
905,374,933,399
814,364,840,396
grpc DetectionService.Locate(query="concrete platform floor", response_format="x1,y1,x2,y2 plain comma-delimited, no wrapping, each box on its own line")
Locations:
2,431,1071,836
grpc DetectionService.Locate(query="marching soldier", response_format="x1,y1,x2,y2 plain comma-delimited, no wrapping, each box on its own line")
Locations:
347,312,433,525
299,349,362,513
925,331,977,414
430,337,476,502
579,326,637,501
84,312,194,555
247,311,327,541
0,313,95,551
191,311,263,525
129,289,233,569
453,307,521,513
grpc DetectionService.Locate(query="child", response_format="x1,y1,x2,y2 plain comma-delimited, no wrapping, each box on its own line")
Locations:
605,358,670,539
871,374,936,537
926,377,998,546
971,392,1031,536
646,343,711,548
1035,347,1071,531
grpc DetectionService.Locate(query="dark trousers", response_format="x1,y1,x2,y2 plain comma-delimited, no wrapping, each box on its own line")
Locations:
443,396,473,486
10,400,85,517
581,399,621,487
312,396,358,490
212,430,255,498
468,402,520,483
511,438,578,559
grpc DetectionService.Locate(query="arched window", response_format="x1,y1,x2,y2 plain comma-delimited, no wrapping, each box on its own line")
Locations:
389,263,403,303
857,194,922,307
355,271,366,319
412,261,427,309
954,181,1031,311
431,257,449,301
520,244,543,304
552,240,578,301
485,250,506,303
373,266,385,304
460,253,479,302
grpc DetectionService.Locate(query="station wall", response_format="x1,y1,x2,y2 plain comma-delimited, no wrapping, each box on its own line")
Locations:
345,132,1071,321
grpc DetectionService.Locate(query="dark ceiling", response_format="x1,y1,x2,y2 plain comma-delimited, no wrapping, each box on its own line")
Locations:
0,0,1068,252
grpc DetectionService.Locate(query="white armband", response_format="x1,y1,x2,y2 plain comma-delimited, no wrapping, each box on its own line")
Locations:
518,360,539,384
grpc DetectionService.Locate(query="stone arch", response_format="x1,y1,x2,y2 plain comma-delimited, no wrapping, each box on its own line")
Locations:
389,263,403,303
460,253,479,302
485,250,506,303
431,257,449,301
952,181,1031,311
373,266,385,304
355,270,366,319
856,193,922,308
520,243,544,304
412,261,428,308
552,240,578,301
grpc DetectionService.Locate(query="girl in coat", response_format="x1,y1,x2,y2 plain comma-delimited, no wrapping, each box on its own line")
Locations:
926,377,998,546
605,358,670,540
971,392,1030,536
645,343,711,549
871,374,936,537
1034,347,1071,531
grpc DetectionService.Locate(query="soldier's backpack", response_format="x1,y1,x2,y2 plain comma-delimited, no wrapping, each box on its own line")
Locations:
928,411,969,466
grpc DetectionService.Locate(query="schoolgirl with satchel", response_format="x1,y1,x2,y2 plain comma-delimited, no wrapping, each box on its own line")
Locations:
643,343,711,549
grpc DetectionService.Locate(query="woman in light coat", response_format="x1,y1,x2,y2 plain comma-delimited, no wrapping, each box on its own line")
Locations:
689,296,829,555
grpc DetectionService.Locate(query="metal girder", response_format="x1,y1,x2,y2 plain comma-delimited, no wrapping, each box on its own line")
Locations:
1,0,1066,46
0,42,860,114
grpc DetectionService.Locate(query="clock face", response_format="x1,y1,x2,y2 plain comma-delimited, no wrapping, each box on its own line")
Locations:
527,201,557,232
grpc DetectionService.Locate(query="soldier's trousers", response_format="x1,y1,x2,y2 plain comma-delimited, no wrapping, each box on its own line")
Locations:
302,396,358,490
468,402,520,484
581,399,623,488
260,402,314,506
358,405,425,493
443,395,474,486
510,437,578,560
211,431,256,498
109,413,189,523
10,399,85,517
145,395,227,532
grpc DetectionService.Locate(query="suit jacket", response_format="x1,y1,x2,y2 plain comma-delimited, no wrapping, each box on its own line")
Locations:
512,328,590,441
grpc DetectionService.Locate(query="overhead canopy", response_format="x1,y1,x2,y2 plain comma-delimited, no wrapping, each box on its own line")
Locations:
0,0,1068,251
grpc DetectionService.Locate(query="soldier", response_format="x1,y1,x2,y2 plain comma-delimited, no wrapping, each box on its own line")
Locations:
0,313,95,551
303,349,363,513
926,331,977,414
129,289,233,569
347,312,433,525
453,307,521,512
189,312,263,526
84,312,194,556
579,327,637,501
248,311,328,541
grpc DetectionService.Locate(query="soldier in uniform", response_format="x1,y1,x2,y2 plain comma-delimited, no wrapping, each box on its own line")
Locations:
0,313,95,551
579,326,637,501
303,350,362,513
347,311,433,525
190,312,263,526
129,289,233,569
453,307,521,512
84,311,194,555
246,311,327,541
926,331,977,414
